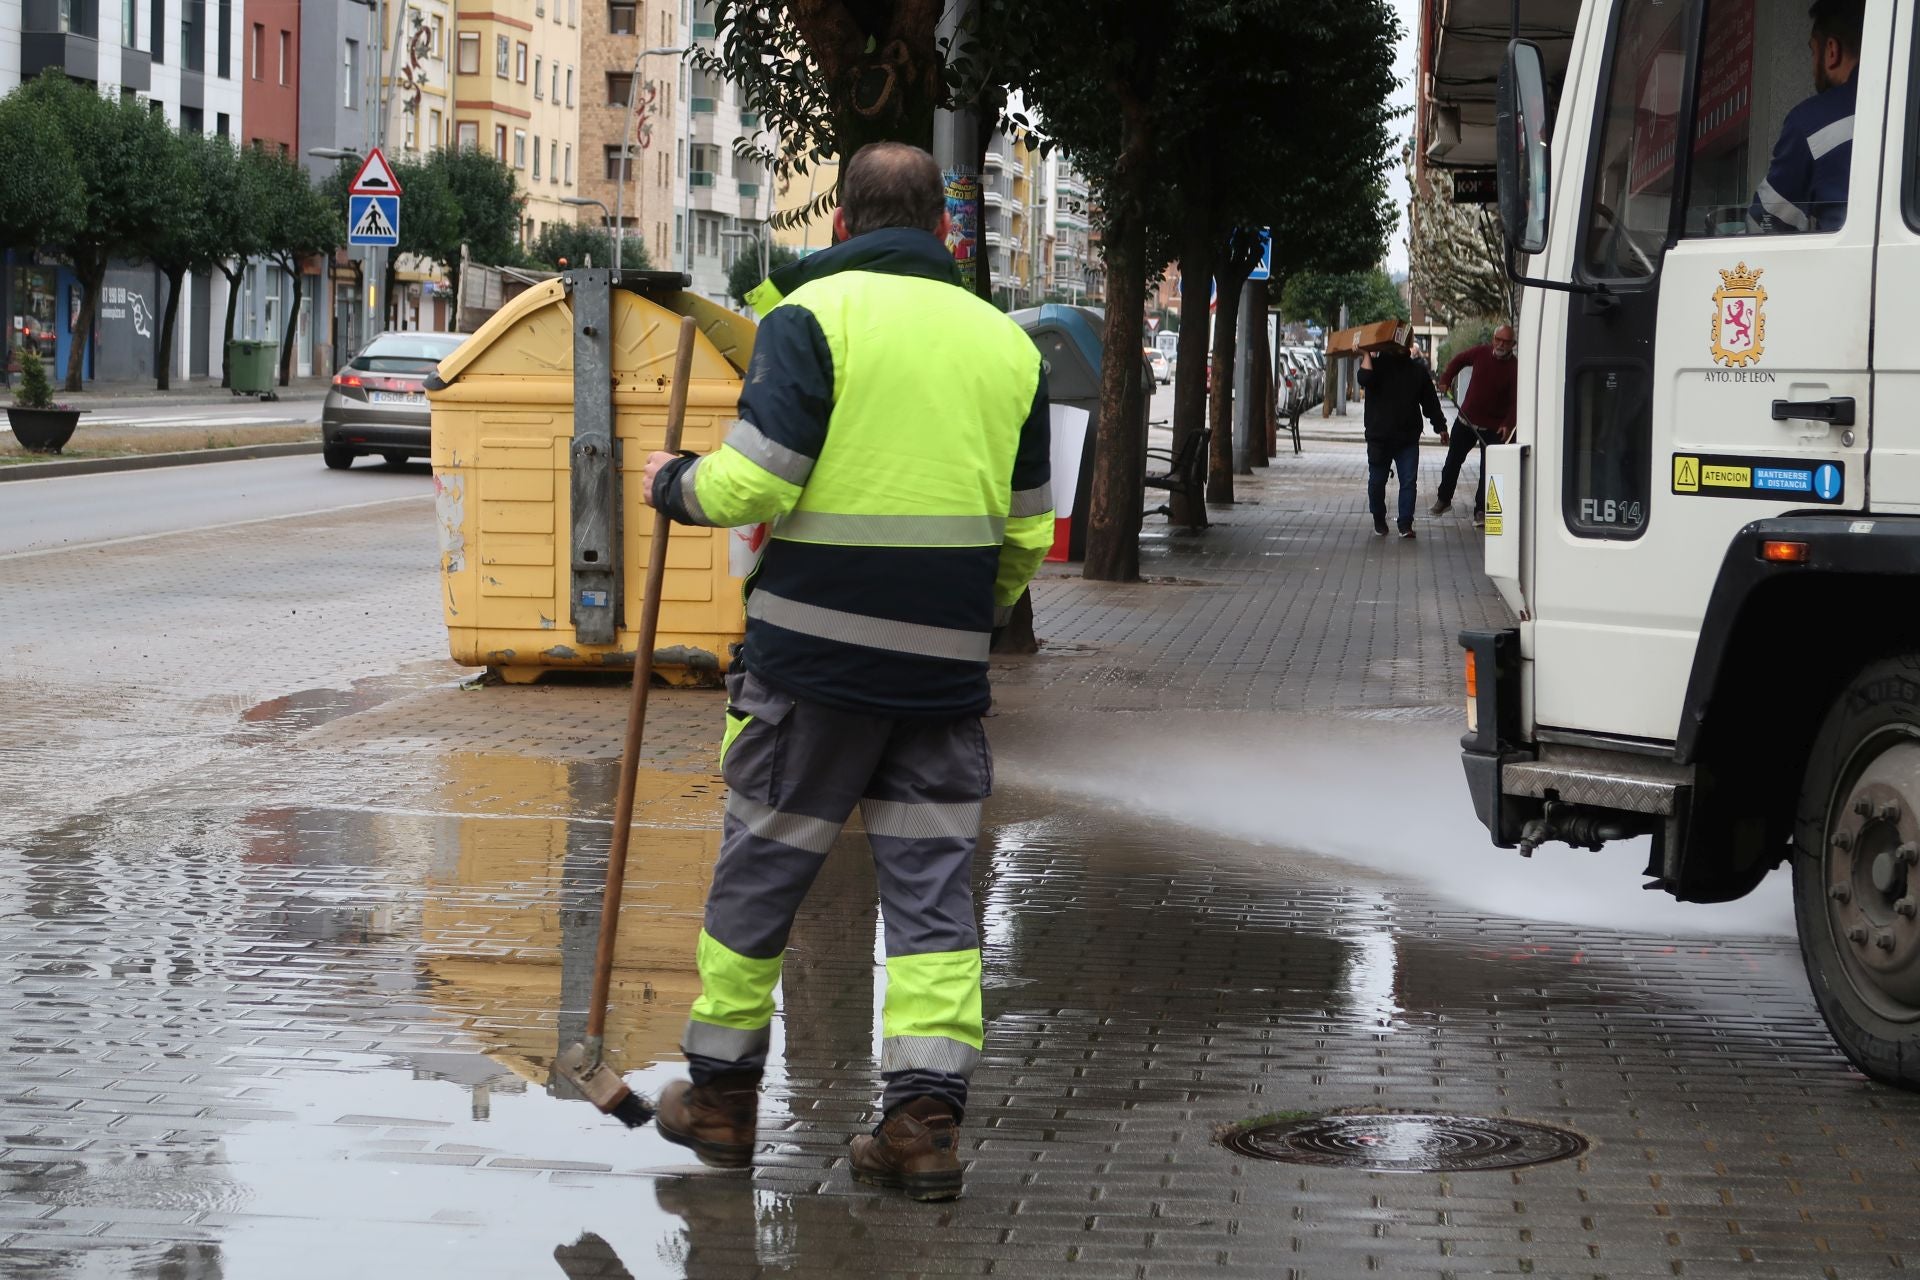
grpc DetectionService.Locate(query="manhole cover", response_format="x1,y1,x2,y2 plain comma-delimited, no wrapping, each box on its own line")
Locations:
1222,1112,1587,1173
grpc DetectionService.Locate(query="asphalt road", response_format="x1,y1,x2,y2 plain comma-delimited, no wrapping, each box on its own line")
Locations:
0,452,432,557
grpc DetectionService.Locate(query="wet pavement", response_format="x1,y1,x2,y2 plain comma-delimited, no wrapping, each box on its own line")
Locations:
3,446,1918,1278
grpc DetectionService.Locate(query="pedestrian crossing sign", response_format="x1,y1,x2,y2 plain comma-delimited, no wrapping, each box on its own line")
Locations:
348,194,401,246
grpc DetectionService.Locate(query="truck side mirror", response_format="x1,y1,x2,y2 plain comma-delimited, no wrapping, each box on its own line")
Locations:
1496,39,1551,256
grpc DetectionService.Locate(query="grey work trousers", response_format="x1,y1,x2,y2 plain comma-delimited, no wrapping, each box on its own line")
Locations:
682,669,991,1119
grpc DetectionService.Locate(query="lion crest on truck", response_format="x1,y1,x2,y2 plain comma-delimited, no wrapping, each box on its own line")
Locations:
1710,263,1766,368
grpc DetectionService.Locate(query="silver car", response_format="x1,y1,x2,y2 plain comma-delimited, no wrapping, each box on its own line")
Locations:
321,331,466,470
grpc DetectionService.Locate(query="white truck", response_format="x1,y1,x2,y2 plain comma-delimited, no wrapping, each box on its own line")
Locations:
1466,0,1920,1087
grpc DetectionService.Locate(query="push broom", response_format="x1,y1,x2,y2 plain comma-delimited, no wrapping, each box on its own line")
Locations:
554,313,700,1128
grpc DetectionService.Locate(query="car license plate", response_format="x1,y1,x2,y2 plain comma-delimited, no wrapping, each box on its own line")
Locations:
369,391,425,405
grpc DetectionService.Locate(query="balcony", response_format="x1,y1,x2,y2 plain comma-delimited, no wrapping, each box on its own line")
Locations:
737,181,759,199
690,171,716,187
690,96,716,114
692,19,716,36
739,110,759,127
983,151,1003,171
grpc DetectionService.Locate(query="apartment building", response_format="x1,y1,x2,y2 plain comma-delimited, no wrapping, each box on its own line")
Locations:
1042,152,1102,306
451,0,582,247
3,0,244,384
681,0,771,301
983,131,1035,308
576,0,679,268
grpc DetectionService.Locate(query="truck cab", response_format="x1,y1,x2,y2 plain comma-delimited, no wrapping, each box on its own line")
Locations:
1461,0,1920,1087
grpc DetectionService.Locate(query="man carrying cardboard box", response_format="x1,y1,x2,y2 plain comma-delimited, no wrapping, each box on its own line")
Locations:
1356,336,1448,539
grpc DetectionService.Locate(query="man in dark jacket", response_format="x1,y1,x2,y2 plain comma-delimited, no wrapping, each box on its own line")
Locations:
1356,339,1449,539
1433,324,1519,528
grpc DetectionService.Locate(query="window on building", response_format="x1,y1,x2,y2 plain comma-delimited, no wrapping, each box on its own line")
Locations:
344,38,360,109
535,0,544,14
609,2,636,34
250,23,262,78
181,105,203,134
604,145,632,181
564,144,572,184
429,108,442,149
430,14,442,57
496,35,509,77
514,129,526,169
150,0,163,61
565,67,573,106
457,120,479,150
405,110,417,151
516,42,528,83
216,0,231,77
607,71,634,105
122,0,135,47
676,138,684,178
657,152,666,185
552,63,560,102
182,0,205,73
215,111,228,138
278,30,289,85
569,0,577,26
494,124,507,162
548,140,557,182
532,136,541,177
458,31,479,75
534,55,544,97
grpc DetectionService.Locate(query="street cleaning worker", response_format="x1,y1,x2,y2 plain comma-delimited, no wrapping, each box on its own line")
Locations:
640,141,1053,1202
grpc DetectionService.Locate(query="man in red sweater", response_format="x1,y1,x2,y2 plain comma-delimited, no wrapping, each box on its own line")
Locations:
1431,325,1518,528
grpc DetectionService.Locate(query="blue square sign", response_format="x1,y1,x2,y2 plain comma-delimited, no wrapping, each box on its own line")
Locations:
347,194,400,246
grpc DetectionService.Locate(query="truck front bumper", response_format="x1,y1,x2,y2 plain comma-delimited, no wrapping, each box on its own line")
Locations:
1459,627,1525,849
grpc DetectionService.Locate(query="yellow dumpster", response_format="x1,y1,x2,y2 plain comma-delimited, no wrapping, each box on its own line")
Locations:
427,271,754,684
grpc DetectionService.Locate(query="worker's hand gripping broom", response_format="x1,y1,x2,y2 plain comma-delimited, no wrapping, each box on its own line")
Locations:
554,314,700,1127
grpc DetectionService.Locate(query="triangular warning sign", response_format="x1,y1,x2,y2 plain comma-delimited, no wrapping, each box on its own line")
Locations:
349,147,403,195
1486,478,1502,515
352,200,396,240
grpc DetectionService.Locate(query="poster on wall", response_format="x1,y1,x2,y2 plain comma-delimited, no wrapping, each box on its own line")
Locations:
944,172,980,291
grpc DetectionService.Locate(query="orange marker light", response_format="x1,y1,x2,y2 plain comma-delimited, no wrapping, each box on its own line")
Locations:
1760,540,1809,564
1465,650,1479,736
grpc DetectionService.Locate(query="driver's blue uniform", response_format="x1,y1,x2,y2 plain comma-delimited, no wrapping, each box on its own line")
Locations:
1748,79,1856,232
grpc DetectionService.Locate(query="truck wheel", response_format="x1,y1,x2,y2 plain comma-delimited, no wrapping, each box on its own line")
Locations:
1795,655,1920,1089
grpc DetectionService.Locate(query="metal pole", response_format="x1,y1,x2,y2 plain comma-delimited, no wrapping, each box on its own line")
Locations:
1334,300,1349,417
614,50,643,275
1232,281,1254,474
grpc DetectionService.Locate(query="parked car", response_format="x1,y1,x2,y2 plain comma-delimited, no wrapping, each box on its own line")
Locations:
1144,347,1171,385
321,331,467,470
1275,348,1309,417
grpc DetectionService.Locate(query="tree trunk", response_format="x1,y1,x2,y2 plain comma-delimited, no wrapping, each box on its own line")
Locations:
1082,208,1147,583
1206,263,1248,504
1247,281,1270,468
64,257,105,392
157,265,187,392
278,262,301,387
1169,228,1213,528
219,262,244,388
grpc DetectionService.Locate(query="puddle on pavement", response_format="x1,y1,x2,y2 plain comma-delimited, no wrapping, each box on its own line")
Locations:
0,743,1819,1276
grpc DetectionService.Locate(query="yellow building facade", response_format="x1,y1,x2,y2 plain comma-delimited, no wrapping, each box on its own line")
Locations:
451,0,584,246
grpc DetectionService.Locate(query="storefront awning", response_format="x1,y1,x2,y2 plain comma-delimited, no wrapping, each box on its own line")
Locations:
1425,0,1581,168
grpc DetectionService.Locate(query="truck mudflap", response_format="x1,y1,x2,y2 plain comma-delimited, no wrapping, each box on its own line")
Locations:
1459,628,1526,848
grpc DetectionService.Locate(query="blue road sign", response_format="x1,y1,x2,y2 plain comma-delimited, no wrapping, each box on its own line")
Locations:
348,194,400,246
1248,229,1272,281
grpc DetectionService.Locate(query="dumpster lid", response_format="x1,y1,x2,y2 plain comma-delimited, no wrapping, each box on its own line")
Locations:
429,275,754,388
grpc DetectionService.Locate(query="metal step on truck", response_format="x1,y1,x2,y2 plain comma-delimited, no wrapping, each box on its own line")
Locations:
1459,0,1920,1087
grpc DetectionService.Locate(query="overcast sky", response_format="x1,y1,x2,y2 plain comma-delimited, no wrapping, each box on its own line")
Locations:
1384,0,1421,276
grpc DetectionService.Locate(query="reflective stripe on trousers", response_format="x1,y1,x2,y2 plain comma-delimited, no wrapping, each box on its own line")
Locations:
685,670,991,1115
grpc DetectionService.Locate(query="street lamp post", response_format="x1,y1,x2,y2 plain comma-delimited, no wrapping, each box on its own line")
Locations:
562,196,615,270
613,45,687,277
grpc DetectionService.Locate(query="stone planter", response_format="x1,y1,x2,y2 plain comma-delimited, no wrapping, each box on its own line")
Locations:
5,406,86,454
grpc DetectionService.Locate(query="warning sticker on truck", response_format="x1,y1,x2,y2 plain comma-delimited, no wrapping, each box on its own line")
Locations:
1671,453,1844,503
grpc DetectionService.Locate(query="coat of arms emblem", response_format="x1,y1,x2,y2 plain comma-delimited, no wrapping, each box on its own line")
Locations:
1711,263,1766,367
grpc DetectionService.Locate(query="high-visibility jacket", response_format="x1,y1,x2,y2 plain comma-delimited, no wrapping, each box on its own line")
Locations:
651,227,1053,717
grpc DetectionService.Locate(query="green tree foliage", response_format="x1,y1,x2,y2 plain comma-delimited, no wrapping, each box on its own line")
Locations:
529,221,653,273
210,141,270,387
11,73,176,390
0,84,84,257
142,131,235,391
1404,143,1517,328
254,151,343,386
726,240,800,308
433,146,526,268
1281,269,1409,330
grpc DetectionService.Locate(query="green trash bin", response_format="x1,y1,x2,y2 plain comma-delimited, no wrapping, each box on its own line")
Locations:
226,339,279,400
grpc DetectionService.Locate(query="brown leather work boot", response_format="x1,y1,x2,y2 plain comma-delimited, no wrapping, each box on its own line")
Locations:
849,1097,964,1201
654,1073,759,1170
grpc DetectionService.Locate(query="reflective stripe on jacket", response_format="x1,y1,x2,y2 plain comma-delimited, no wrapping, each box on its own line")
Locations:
652,227,1052,716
